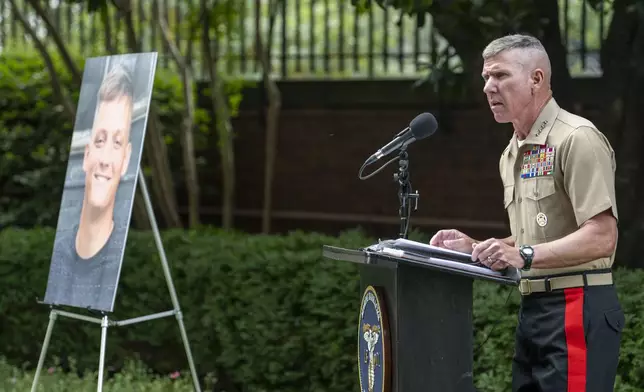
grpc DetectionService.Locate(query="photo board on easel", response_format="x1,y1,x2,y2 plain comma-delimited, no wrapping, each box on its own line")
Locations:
31,52,201,392
42,52,157,313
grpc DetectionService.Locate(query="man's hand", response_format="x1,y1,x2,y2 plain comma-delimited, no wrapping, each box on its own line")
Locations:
429,229,476,254
471,238,524,271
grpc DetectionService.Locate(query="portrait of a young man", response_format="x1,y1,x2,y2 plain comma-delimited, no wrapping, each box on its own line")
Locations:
43,54,156,312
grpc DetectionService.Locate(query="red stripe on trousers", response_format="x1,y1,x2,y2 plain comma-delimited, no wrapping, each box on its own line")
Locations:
564,287,587,392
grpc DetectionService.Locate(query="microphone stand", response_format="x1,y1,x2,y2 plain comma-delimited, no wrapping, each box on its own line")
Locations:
394,146,419,239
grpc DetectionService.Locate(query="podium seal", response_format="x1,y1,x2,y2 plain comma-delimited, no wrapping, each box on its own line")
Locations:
358,285,391,392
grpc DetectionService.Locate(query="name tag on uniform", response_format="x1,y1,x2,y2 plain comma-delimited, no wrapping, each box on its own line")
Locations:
521,144,555,179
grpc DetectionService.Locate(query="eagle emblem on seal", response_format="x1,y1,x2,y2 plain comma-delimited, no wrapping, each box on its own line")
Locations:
362,323,381,391
358,285,390,392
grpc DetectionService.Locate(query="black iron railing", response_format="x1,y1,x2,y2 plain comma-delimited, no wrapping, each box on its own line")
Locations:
0,0,612,80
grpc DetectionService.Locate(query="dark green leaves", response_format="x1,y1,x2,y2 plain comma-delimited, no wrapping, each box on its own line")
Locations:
1,227,644,390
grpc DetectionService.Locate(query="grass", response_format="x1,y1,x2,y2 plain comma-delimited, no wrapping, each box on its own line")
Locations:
0,358,213,391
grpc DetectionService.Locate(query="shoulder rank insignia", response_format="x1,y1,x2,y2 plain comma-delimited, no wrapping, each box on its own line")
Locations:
521,144,555,179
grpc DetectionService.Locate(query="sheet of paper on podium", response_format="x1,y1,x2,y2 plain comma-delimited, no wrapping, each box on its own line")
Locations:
363,238,521,286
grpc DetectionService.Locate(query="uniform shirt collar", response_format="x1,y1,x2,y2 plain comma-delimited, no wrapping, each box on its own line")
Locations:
508,97,560,157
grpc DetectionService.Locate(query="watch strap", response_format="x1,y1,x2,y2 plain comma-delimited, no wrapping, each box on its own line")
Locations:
519,245,534,271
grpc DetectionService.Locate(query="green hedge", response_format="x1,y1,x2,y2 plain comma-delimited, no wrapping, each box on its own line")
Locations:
1,227,643,391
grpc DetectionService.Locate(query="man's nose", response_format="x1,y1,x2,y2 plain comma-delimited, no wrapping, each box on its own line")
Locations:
97,145,113,165
483,79,496,94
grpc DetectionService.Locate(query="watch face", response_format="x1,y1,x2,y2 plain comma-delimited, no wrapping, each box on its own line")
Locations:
523,247,533,256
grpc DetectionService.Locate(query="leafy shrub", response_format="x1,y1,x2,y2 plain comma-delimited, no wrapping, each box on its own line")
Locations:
0,227,643,391
0,49,77,228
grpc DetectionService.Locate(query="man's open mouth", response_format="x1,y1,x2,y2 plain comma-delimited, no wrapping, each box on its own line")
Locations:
94,174,111,182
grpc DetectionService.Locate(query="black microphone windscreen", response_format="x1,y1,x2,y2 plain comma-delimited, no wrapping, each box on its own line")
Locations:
409,112,438,140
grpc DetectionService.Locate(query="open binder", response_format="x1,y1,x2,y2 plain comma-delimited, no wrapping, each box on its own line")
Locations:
324,237,521,286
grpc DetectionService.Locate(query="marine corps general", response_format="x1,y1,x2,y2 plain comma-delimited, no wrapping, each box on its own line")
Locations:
430,34,624,392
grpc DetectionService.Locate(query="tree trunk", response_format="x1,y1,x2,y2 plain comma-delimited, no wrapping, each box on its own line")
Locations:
9,0,76,121
531,0,572,105
106,0,184,229
25,0,82,85
100,5,115,53
256,0,282,234
260,87,281,234
112,0,139,52
110,0,149,229
178,83,200,228
600,1,644,268
142,111,183,228
617,77,644,268
155,0,200,228
201,2,236,230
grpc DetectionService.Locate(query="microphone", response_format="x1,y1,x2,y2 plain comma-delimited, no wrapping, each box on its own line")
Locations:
365,112,437,166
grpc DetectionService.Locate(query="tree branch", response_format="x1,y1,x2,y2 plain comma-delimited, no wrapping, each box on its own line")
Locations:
100,4,115,53
156,0,200,227
155,0,189,73
111,0,182,228
110,0,141,51
600,0,639,89
201,0,236,230
24,0,82,85
8,0,76,120
256,0,283,233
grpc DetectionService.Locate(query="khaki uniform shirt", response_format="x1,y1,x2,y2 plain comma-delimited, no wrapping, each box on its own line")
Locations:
499,98,618,278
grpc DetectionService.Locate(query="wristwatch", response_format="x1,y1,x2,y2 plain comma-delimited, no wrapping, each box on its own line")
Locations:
519,245,534,271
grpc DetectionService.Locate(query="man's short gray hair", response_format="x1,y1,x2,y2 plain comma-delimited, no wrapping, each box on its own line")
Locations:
482,34,547,60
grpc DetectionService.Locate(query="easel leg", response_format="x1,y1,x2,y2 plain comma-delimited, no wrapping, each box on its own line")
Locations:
137,170,202,392
97,315,109,392
30,310,58,392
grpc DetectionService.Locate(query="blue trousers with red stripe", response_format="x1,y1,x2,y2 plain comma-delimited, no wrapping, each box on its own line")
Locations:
512,284,624,392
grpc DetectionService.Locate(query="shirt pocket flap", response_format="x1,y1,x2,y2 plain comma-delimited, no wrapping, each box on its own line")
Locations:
525,177,556,201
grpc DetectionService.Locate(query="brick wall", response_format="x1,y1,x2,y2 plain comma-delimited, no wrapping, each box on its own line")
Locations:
188,79,606,240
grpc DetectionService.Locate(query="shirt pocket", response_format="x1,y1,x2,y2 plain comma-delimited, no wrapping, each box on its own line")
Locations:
523,176,557,240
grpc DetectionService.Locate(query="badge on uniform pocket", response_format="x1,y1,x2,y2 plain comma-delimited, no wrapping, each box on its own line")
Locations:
521,144,555,179
536,212,548,227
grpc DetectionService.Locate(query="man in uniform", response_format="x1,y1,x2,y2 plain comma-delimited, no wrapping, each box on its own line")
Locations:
430,34,624,391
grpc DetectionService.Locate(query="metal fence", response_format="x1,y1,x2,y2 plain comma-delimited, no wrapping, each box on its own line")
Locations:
0,0,612,80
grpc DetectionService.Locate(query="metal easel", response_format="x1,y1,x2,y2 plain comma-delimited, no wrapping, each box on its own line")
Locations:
30,170,202,392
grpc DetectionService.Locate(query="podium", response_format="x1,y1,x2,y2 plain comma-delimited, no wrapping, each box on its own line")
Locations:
323,238,520,392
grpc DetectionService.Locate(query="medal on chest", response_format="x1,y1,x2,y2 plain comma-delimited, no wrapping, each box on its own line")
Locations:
521,144,555,179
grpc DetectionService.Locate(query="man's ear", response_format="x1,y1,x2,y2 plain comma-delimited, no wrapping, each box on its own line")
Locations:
532,69,544,88
121,142,132,177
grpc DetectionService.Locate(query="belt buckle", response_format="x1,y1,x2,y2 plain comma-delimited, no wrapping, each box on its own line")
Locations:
519,279,532,296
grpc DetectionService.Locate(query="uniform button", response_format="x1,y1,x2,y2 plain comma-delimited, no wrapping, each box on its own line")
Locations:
534,191,539,197
521,228,525,233
518,197,522,203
